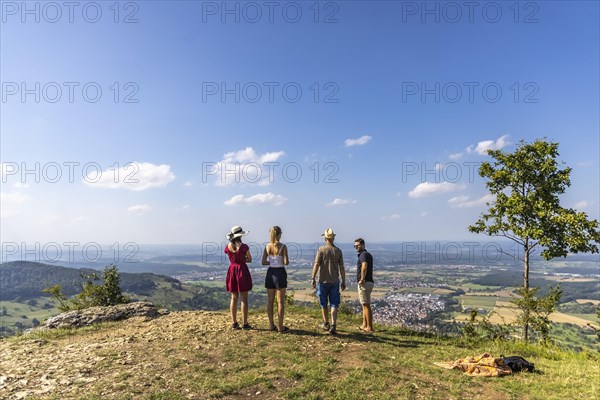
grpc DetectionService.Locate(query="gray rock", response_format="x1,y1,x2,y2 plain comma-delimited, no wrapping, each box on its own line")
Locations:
41,301,169,330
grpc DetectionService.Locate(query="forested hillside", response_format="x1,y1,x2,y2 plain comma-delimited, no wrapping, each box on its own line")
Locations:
0,261,178,301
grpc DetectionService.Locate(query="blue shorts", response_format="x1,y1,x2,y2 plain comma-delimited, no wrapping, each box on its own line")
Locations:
317,283,340,308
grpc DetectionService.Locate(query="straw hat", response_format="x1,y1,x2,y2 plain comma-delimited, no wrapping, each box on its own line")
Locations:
321,228,336,239
226,226,249,240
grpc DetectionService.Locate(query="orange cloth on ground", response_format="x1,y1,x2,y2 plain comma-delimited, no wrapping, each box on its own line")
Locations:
434,353,513,377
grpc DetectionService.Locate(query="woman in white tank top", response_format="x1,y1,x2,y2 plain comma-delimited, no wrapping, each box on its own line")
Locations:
261,226,289,333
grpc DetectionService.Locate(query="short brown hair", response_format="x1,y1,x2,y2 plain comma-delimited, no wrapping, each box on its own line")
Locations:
354,238,365,245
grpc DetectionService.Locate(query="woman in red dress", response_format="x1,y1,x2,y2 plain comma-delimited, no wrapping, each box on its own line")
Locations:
225,226,253,329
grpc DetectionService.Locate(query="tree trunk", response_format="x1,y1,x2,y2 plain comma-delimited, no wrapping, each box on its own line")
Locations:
523,238,530,341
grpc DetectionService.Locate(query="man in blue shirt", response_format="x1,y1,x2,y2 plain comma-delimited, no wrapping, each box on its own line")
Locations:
355,238,374,333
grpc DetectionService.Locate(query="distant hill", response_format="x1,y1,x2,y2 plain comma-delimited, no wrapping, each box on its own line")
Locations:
0,261,266,320
0,261,180,301
472,271,600,302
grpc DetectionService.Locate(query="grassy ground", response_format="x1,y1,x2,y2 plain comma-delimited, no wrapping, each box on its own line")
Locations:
2,305,598,400
0,298,60,333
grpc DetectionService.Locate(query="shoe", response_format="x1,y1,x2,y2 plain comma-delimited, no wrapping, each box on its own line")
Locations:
329,324,337,334
279,326,290,334
269,325,278,332
322,322,330,331
242,323,252,330
232,322,240,330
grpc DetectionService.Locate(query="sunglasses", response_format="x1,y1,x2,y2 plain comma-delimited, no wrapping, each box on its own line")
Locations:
354,244,362,248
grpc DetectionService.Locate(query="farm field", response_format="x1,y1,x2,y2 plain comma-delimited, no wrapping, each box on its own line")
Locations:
0,298,60,331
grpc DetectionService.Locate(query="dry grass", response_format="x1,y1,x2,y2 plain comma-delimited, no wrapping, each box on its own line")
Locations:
1,306,598,400
576,299,600,305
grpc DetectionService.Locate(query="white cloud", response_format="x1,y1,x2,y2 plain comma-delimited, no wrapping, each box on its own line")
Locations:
420,212,428,217
84,162,175,191
224,194,245,206
573,200,591,210
224,192,287,206
184,181,193,187
12,182,30,189
180,204,190,211
381,213,402,221
0,191,29,218
454,135,510,160
344,135,372,147
223,147,285,164
326,198,357,207
212,147,286,186
448,194,495,208
127,204,152,215
471,134,510,155
447,195,470,205
408,182,465,198
304,153,318,163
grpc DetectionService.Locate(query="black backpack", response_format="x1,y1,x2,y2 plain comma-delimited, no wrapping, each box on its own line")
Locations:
503,356,535,372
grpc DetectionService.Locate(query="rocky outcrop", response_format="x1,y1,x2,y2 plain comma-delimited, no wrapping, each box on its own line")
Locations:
41,301,169,330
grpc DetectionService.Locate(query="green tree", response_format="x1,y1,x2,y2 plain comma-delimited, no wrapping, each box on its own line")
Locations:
469,139,600,341
43,264,130,311
42,284,71,312
101,264,130,306
512,285,562,345
71,264,131,309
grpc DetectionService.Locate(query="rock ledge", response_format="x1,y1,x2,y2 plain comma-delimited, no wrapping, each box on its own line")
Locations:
40,301,169,330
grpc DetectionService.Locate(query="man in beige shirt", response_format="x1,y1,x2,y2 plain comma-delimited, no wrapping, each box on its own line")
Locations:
311,228,346,334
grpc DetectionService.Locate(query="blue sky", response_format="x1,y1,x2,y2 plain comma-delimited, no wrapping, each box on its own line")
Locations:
1,1,598,248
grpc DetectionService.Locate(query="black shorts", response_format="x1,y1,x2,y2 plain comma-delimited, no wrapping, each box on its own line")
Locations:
265,267,287,289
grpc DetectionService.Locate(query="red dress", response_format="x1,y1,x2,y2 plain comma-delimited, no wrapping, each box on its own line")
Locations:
225,243,253,292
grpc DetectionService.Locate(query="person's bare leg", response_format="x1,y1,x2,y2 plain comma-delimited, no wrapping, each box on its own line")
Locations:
365,304,374,332
331,306,338,327
230,292,239,324
267,289,276,329
361,304,367,330
277,289,286,330
321,306,329,325
240,291,249,325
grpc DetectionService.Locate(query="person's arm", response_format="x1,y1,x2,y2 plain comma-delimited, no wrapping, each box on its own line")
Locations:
245,245,252,263
282,245,289,266
339,253,346,291
311,250,321,288
261,245,269,266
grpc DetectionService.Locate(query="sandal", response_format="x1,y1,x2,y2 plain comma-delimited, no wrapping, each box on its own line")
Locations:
232,322,240,330
242,323,252,330
269,326,278,332
278,326,290,334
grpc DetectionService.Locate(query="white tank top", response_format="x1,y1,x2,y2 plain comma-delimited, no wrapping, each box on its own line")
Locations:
267,243,285,268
